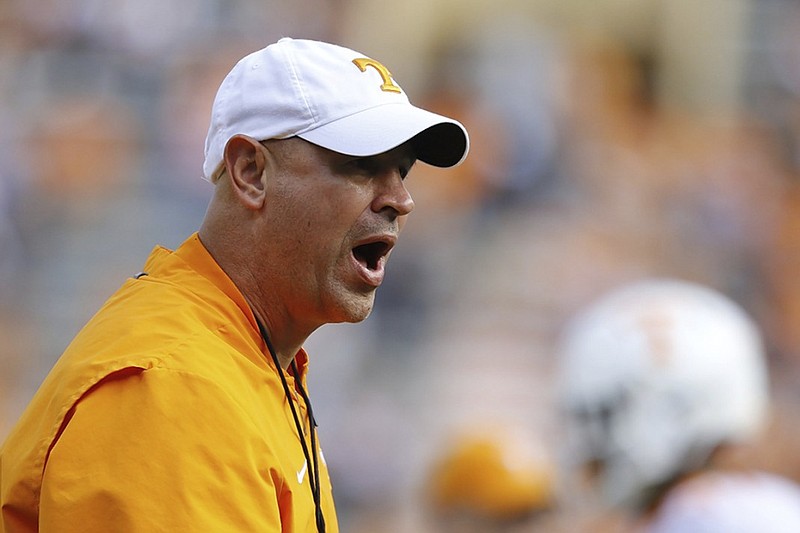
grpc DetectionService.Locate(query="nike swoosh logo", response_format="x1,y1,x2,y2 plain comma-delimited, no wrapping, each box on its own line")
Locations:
297,460,308,484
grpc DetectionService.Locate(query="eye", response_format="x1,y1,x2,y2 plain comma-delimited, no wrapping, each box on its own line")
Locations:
344,154,415,180
399,158,416,180
348,157,376,174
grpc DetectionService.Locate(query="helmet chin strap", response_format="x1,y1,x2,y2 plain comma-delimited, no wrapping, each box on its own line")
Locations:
255,317,326,533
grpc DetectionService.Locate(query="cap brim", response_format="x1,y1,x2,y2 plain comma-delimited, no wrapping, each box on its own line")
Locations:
296,103,469,168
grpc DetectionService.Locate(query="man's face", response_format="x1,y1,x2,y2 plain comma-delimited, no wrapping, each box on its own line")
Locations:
261,137,416,329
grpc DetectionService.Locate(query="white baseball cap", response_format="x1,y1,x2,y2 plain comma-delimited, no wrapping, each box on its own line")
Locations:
202,37,470,181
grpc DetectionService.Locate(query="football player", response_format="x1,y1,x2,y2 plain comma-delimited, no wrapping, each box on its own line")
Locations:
556,279,800,532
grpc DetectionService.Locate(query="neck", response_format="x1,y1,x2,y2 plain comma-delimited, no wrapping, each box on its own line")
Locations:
198,223,310,370
248,301,306,370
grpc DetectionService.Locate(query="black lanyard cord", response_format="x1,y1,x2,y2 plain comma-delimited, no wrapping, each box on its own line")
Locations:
255,318,326,533
291,358,324,528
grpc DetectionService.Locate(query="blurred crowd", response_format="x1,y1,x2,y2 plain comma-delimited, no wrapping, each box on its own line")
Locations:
3,0,800,531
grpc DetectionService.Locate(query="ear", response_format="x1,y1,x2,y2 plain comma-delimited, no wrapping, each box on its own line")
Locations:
223,134,268,210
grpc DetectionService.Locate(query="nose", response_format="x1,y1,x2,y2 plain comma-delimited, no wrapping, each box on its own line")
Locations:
373,171,415,218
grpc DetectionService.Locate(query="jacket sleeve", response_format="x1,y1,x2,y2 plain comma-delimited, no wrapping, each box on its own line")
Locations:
39,367,285,532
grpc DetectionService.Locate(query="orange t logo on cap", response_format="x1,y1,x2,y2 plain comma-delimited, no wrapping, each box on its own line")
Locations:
352,58,401,93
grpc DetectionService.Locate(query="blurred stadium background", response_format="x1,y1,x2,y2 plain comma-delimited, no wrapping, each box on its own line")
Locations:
2,0,800,530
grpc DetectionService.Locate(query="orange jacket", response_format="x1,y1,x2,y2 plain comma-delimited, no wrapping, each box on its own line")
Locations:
0,233,338,532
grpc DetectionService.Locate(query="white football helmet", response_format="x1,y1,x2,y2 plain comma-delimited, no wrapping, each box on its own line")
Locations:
557,279,770,509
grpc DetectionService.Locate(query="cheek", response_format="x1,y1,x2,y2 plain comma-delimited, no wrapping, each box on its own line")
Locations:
291,201,351,253
273,179,371,248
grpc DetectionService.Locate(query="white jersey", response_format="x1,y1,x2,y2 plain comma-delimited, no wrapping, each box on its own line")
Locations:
647,471,800,533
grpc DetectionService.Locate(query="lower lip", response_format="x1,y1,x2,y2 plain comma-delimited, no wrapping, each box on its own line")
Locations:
350,253,385,288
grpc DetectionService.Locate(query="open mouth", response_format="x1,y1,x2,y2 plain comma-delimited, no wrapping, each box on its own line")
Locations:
352,241,391,271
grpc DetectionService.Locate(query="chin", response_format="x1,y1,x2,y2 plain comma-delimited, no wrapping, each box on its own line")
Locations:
341,302,374,324
324,291,375,324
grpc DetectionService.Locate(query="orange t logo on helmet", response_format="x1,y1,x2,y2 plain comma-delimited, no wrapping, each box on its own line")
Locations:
352,58,401,93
